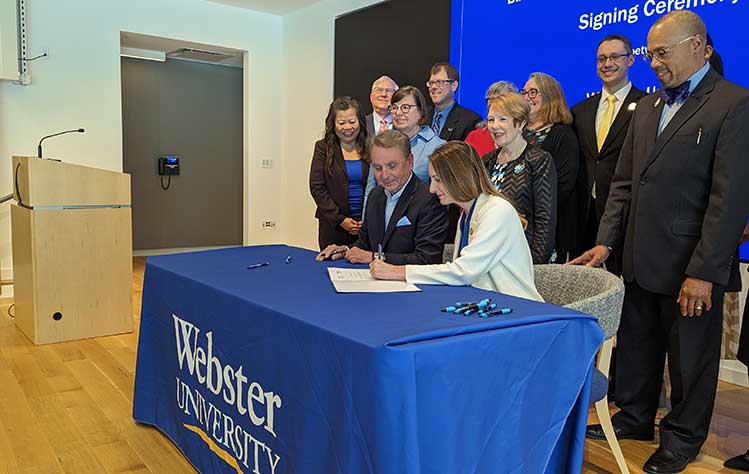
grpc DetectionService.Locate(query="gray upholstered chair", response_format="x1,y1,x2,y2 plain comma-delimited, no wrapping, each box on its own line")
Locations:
534,264,629,474
442,244,455,263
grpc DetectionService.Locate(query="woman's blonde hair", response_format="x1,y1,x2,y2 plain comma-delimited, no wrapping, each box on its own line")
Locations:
487,93,530,128
528,72,573,126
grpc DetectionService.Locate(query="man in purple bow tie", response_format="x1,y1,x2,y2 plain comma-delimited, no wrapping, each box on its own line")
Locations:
571,10,749,474
659,80,690,105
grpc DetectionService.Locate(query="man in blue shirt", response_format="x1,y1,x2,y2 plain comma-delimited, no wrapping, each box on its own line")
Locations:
317,130,447,265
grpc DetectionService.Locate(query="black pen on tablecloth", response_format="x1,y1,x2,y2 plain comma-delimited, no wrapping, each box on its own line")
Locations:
247,262,269,270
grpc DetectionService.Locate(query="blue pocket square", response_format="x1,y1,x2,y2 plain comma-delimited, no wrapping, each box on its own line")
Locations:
395,216,412,227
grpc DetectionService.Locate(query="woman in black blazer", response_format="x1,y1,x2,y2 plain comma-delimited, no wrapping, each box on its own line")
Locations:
520,72,580,263
309,97,370,249
482,92,557,264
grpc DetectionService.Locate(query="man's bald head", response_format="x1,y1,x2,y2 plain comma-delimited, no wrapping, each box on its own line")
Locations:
652,10,706,39
647,10,708,88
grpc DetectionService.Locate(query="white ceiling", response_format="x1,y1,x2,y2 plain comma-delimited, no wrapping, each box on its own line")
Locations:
205,0,322,15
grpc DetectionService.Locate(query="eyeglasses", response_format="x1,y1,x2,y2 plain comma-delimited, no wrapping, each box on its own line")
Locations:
389,103,418,114
426,79,456,88
519,88,539,99
642,35,698,63
597,53,630,64
372,87,396,95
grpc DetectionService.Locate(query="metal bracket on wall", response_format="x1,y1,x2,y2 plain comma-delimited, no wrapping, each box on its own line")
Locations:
17,0,31,85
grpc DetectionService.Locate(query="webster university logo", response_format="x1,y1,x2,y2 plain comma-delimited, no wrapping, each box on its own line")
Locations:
173,313,283,474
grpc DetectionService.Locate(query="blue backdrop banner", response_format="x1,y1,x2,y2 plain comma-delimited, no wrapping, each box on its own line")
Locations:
449,0,749,260
133,245,604,473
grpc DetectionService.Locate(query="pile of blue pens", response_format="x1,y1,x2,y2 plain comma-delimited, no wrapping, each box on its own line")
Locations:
440,298,513,318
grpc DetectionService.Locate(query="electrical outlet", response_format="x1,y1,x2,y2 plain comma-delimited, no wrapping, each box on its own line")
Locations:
262,221,276,228
260,158,273,168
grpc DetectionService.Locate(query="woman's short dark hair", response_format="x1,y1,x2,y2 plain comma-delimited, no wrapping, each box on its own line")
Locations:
391,86,429,126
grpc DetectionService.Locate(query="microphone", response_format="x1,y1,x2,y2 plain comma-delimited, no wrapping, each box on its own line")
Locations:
37,128,85,158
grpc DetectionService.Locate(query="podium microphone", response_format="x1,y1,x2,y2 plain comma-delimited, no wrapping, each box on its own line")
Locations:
37,128,85,158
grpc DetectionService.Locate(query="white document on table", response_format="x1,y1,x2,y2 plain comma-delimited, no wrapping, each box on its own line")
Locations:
327,267,421,293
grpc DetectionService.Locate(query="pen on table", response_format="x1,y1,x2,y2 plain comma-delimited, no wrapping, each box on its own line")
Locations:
376,243,383,261
440,301,479,312
465,303,496,316
247,262,269,270
285,255,292,264
479,308,513,318
697,128,702,145
456,299,492,314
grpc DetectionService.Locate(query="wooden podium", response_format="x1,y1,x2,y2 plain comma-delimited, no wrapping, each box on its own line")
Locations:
11,156,133,344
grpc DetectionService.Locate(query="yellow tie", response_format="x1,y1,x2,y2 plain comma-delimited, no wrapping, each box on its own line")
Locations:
597,95,617,152
593,95,617,198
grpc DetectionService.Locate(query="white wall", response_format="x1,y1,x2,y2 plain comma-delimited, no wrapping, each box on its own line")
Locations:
280,0,383,250
0,0,19,81
0,0,285,279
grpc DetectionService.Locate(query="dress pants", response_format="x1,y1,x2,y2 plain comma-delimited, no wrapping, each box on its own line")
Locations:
612,280,724,458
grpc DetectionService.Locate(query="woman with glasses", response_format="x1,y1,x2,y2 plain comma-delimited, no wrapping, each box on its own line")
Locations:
368,141,542,301
465,81,518,157
364,86,446,201
309,97,369,250
520,72,579,263
482,93,557,264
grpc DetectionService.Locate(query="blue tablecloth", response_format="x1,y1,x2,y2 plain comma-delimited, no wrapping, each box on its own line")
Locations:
133,245,603,474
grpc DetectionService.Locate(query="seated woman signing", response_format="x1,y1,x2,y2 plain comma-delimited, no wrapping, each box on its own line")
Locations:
369,141,543,301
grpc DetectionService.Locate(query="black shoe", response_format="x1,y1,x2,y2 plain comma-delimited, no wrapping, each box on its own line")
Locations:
725,450,749,471
643,447,695,474
586,423,654,441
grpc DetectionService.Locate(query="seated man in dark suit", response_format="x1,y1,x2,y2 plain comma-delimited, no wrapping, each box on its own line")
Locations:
317,130,448,265
427,62,482,142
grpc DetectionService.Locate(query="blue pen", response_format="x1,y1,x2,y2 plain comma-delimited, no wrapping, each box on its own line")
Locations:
479,308,513,318
377,243,383,261
440,301,477,312
247,262,269,270
461,298,492,312
465,302,494,315
285,255,292,264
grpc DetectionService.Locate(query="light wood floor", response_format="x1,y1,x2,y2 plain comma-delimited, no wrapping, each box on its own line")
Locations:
0,257,746,474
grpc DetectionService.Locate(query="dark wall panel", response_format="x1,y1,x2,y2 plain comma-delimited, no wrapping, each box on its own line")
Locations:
334,0,452,115
121,57,243,250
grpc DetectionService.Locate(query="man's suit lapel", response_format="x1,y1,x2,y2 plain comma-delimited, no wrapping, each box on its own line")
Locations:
580,96,599,158
600,88,640,154
382,178,417,246
442,104,461,140
366,114,376,136
642,70,718,175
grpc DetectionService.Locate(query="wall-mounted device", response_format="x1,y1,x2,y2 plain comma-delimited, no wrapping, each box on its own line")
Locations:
158,155,180,175
158,155,179,190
